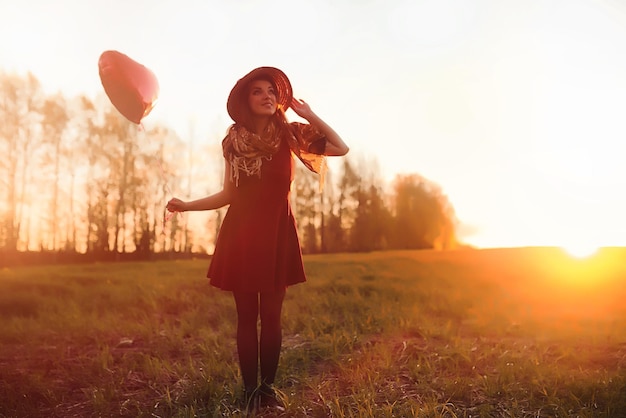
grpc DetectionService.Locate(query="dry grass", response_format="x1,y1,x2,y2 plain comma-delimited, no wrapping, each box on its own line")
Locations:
1,248,625,417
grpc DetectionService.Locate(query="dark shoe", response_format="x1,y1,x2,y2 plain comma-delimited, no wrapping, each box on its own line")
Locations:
259,383,285,411
243,387,259,415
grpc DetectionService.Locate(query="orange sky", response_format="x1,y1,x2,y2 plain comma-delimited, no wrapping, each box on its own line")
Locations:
2,0,626,249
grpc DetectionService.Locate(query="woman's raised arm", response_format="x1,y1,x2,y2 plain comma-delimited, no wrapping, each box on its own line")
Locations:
290,98,349,156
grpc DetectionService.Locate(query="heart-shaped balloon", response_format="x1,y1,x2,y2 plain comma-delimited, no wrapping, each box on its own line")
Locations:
98,50,159,124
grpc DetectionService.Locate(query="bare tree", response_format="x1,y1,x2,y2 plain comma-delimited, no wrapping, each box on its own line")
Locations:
41,94,69,250
0,71,43,251
75,96,103,254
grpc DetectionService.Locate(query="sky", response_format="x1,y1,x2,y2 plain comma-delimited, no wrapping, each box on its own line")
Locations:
1,0,626,250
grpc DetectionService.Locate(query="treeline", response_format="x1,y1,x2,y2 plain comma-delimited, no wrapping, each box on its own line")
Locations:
292,163,457,254
0,70,459,267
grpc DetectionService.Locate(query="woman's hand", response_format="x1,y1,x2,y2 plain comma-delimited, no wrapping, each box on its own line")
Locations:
290,97,349,156
166,198,187,212
290,98,316,120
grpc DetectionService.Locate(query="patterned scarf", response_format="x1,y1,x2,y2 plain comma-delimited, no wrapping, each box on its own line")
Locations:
223,123,326,188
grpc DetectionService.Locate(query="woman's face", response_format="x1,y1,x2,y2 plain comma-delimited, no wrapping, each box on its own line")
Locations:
247,79,278,117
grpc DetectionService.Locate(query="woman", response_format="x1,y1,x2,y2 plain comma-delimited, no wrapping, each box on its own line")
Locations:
166,67,348,411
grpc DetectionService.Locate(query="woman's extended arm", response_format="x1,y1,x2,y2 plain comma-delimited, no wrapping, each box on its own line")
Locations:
290,98,349,156
167,161,234,212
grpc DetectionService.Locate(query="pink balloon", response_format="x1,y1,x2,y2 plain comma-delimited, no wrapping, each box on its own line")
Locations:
98,50,159,124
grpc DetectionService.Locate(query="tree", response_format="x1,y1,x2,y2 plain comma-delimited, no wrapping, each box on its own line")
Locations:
334,158,360,251
350,183,391,251
80,99,103,254
0,71,44,251
292,165,320,253
391,174,457,250
41,94,69,250
344,156,390,252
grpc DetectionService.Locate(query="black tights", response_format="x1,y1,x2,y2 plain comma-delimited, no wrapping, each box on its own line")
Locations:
233,290,286,391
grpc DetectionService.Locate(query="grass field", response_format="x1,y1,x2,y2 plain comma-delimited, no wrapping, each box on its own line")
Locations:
1,248,625,417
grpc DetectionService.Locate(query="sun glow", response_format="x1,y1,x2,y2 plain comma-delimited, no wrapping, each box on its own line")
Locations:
561,244,599,259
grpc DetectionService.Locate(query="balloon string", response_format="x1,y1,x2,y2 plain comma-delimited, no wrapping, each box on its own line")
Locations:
156,156,180,224
139,122,179,226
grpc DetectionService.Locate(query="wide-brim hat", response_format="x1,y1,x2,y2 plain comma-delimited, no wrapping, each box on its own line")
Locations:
227,67,293,124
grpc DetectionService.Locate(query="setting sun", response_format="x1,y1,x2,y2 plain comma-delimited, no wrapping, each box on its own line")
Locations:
561,243,599,259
